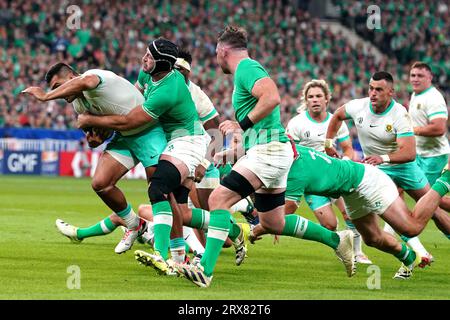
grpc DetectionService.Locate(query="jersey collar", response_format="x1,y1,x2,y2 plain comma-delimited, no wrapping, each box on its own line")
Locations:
306,110,330,123
415,86,434,96
369,99,395,116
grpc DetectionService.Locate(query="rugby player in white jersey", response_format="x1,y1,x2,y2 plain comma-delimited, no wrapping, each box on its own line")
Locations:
326,71,448,276
287,79,372,264
409,61,450,240
22,63,165,253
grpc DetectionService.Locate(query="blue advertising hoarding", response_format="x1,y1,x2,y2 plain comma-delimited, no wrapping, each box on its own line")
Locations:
2,151,42,175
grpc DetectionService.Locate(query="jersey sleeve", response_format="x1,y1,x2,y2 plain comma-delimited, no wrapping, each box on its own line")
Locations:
237,62,269,94
82,70,104,90
336,121,350,143
194,86,218,122
286,116,301,143
136,69,148,90
426,91,448,121
395,109,414,138
343,99,361,120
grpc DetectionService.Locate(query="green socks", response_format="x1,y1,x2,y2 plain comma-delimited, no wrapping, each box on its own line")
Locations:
227,215,241,242
115,204,139,229
201,209,231,276
394,243,416,266
152,201,173,260
432,171,450,196
282,214,340,249
189,208,210,231
76,217,118,240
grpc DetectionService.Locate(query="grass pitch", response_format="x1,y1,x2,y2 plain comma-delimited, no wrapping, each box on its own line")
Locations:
0,176,448,300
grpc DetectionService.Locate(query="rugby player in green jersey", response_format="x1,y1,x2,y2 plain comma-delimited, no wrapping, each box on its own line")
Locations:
252,145,450,279
176,26,355,287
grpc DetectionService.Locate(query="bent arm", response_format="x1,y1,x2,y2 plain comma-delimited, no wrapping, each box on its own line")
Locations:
339,138,354,160
326,105,348,140
414,118,447,137
78,106,155,131
203,115,221,161
46,74,100,100
388,136,416,163
247,77,281,124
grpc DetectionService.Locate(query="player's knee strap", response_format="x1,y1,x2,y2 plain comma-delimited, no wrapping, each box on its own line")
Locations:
220,170,255,199
173,185,190,204
254,192,285,212
148,160,181,204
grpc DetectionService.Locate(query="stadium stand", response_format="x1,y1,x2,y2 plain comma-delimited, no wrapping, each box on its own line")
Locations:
0,0,448,134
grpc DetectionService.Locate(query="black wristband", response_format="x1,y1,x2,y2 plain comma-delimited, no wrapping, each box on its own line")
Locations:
238,115,254,131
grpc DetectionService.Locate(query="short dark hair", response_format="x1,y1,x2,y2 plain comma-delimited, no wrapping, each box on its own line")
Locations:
371,71,394,84
217,25,248,49
45,62,78,84
411,61,432,74
178,49,192,65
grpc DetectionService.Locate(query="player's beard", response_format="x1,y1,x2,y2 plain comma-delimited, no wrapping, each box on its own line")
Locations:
142,61,155,74
220,63,231,74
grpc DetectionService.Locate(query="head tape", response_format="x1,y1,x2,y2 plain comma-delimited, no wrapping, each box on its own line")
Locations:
148,38,178,75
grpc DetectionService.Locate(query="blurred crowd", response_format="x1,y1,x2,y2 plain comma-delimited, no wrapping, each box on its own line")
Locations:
0,0,448,131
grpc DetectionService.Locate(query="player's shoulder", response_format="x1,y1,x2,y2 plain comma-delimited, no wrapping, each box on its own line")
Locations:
83,69,115,77
428,86,446,102
188,80,202,94
237,58,267,74
391,99,408,114
345,97,370,110
288,111,307,125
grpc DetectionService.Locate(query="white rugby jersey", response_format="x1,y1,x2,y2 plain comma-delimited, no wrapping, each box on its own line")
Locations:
344,97,413,161
72,69,148,135
409,86,449,157
286,111,350,152
188,81,218,124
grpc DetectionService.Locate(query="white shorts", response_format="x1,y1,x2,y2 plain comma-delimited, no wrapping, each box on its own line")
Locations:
162,135,207,177
234,141,294,189
343,164,398,220
196,176,220,189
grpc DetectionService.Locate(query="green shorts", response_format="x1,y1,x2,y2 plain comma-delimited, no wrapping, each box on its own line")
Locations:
416,154,449,185
105,124,167,169
218,163,233,180
205,164,220,179
304,194,332,211
378,161,428,191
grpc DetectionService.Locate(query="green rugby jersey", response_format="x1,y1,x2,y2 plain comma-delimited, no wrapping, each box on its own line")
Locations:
286,145,365,201
139,69,202,141
232,58,288,150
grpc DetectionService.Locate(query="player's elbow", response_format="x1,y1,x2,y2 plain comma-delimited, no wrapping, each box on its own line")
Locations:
82,74,100,90
403,149,416,162
434,126,447,136
262,94,281,112
271,94,281,107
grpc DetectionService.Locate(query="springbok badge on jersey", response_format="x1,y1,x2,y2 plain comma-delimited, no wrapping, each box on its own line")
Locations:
385,124,393,133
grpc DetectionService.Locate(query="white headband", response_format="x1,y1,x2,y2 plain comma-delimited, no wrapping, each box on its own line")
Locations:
175,58,191,72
